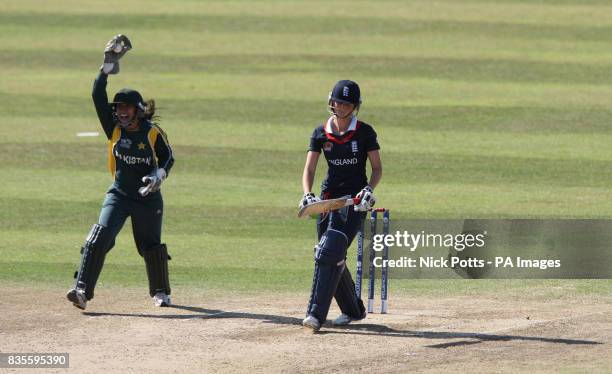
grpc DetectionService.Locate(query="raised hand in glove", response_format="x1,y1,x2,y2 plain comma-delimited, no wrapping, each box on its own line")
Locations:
101,34,132,74
354,185,376,211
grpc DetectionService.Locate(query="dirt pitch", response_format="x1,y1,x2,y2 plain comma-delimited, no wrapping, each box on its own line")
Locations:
1,285,610,373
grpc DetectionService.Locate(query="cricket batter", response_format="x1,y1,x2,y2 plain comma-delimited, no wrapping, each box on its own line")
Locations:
66,35,174,309
299,80,382,331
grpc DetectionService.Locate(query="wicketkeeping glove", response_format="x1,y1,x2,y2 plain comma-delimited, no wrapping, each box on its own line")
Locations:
101,34,132,74
139,168,167,196
299,192,321,210
354,185,376,211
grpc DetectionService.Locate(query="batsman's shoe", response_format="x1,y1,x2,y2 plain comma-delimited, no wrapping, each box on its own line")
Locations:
153,292,171,307
302,315,321,331
66,288,87,310
332,313,362,326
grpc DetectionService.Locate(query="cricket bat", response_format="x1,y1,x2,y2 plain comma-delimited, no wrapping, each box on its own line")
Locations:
297,196,360,218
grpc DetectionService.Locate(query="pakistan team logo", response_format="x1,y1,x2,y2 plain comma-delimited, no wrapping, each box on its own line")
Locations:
119,138,132,149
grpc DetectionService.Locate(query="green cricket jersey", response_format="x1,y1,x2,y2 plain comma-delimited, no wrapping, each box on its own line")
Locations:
92,72,174,199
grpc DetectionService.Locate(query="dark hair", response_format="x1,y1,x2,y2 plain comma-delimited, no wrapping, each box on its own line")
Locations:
141,99,160,124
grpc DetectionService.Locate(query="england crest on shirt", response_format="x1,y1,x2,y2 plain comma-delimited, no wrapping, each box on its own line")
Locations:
351,141,358,153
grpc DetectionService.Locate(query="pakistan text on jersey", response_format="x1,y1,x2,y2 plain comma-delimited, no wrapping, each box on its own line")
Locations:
328,158,359,166
115,151,152,165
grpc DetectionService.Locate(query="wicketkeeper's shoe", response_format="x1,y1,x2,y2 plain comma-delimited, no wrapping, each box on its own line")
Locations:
302,315,321,331
66,288,87,310
332,311,367,326
152,292,171,307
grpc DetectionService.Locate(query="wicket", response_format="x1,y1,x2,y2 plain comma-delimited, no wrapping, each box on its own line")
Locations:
355,208,390,314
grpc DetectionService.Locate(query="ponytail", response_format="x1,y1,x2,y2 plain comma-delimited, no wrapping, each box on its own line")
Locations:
141,99,159,124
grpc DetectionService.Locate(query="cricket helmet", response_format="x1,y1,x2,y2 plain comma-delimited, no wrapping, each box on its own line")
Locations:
329,80,361,106
328,80,361,118
111,88,145,111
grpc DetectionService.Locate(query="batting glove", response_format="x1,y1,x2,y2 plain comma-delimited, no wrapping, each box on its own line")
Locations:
354,185,376,211
101,34,132,74
299,192,321,210
139,168,166,196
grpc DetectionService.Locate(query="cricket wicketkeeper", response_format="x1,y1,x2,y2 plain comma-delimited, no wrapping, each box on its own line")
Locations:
67,35,175,309
299,80,382,331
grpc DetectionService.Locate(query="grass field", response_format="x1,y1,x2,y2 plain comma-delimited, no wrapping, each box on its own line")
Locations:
0,1,611,372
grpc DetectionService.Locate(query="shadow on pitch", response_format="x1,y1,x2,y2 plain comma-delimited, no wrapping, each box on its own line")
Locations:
83,305,603,347
320,323,603,348
83,304,303,327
